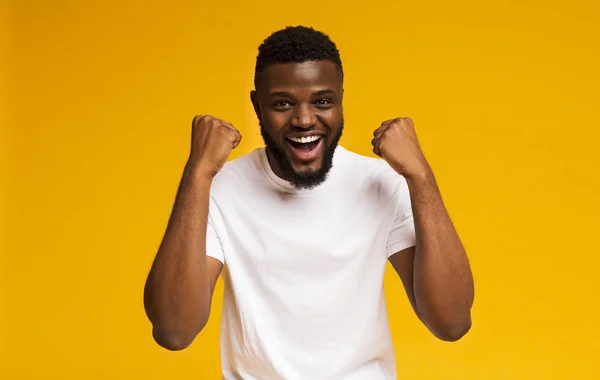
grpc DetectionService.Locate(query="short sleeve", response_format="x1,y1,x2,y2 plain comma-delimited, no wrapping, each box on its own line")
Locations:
206,209,225,264
169,199,225,264
386,186,417,257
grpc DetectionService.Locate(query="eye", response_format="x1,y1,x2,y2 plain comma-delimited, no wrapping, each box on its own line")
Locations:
273,100,292,108
315,98,334,107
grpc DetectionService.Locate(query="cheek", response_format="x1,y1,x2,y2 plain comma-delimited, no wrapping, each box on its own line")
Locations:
321,109,342,128
264,113,288,135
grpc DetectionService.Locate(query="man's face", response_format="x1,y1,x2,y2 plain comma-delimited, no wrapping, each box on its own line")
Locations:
251,60,344,190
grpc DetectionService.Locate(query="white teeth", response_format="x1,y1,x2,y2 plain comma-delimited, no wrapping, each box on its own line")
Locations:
289,135,320,143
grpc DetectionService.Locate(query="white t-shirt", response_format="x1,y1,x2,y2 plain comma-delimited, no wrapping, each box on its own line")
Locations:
206,145,416,380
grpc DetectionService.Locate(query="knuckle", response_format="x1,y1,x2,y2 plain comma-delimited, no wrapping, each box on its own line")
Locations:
225,129,236,141
204,116,216,126
219,119,232,128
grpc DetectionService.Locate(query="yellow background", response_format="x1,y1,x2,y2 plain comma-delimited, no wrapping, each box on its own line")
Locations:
3,0,600,378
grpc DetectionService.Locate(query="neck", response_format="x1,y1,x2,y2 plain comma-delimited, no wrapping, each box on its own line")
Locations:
265,146,286,180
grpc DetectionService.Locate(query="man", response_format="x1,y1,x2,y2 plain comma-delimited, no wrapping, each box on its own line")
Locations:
144,26,474,379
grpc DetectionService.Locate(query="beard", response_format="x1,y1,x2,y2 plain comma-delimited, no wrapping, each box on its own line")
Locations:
260,119,344,190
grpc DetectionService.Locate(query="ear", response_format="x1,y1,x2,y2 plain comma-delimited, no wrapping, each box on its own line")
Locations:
250,90,261,122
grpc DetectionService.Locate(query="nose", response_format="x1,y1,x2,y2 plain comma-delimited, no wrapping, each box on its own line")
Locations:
291,104,317,129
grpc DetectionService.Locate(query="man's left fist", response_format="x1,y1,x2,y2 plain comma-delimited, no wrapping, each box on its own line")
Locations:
371,117,431,179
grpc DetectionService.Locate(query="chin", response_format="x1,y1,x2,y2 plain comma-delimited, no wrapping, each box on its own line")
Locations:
290,158,323,175
260,122,343,190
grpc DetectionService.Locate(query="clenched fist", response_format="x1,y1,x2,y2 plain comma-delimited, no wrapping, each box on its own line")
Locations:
371,117,431,179
187,115,242,178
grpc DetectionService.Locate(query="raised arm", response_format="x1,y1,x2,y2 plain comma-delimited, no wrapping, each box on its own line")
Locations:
143,115,241,350
373,117,474,342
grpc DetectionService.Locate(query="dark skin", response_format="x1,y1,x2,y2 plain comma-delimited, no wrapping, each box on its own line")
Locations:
251,60,344,179
144,60,473,351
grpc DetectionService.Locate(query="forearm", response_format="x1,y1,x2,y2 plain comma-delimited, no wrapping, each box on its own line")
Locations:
408,171,474,341
144,163,214,346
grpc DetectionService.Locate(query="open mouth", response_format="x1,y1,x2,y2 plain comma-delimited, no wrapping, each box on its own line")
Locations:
286,135,324,161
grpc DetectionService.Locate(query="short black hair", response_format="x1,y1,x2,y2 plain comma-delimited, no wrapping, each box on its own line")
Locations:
254,25,343,89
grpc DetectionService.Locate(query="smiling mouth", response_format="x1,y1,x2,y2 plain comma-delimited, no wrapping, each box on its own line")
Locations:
286,135,324,161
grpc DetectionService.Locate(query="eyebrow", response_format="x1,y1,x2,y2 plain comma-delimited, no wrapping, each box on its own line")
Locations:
269,89,337,98
270,91,293,98
314,89,336,97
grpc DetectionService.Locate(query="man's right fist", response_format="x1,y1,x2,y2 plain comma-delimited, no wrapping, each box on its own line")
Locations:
187,115,242,178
